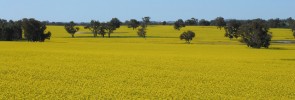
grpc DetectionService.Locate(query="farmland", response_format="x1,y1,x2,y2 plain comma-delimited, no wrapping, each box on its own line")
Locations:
1,25,295,99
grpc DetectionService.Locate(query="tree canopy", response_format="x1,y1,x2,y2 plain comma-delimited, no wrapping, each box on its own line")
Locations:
215,17,226,30
84,20,101,37
65,21,79,38
128,19,140,30
0,19,22,41
22,18,51,42
239,19,272,48
174,19,186,30
180,31,195,44
224,19,242,39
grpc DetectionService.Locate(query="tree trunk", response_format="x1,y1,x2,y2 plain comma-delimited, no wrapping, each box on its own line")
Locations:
108,33,111,38
71,34,75,38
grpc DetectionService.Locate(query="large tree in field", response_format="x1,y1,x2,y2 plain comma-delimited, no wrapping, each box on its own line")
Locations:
104,18,122,38
239,19,272,48
65,21,79,38
174,19,185,30
85,20,101,37
22,18,51,42
128,19,140,30
180,31,195,44
224,19,241,39
215,17,226,30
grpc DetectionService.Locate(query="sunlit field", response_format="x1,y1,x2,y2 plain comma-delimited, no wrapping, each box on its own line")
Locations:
1,25,295,99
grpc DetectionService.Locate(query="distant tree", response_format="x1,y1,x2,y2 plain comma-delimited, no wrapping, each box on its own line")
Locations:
98,23,107,38
267,18,281,28
162,21,167,25
104,18,122,38
198,19,210,26
239,19,272,48
287,17,295,38
185,18,198,25
137,24,147,38
103,23,115,38
215,17,226,30
224,19,241,39
142,16,151,26
286,17,294,27
174,19,186,30
84,20,100,37
22,18,51,42
128,19,140,30
180,31,195,44
110,18,121,28
64,21,79,38
291,21,295,38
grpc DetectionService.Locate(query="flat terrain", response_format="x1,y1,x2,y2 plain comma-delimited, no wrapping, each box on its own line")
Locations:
1,25,295,99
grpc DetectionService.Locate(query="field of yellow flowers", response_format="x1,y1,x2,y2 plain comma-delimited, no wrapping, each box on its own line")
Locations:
1,25,295,99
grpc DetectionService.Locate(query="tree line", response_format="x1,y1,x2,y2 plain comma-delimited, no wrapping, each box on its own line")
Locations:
65,17,151,39
0,18,51,42
1,17,294,49
174,17,295,48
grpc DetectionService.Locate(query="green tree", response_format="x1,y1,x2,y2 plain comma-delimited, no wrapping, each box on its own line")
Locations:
286,17,294,27
98,23,107,38
142,16,151,26
239,19,272,48
162,21,167,25
288,18,295,38
0,19,22,41
267,18,281,28
137,24,146,38
174,19,185,30
64,21,79,38
198,19,210,26
110,18,121,28
22,18,51,42
104,18,122,38
215,17,226,30
292,21,295,38
224,19,241,39
128,19,140,30
185,18,198,25
180,31,195,44
85,20,100,37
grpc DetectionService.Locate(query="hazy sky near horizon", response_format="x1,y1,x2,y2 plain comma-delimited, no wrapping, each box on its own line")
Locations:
0,0,294,22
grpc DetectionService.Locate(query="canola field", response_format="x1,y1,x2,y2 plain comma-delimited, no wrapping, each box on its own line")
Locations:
1,25,295,99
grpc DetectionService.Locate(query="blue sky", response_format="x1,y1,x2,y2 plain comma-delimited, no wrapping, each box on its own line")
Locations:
0,0,294,22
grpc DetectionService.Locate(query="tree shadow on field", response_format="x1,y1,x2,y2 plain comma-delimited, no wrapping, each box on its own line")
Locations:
267,47,294,50
280,59,295,61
